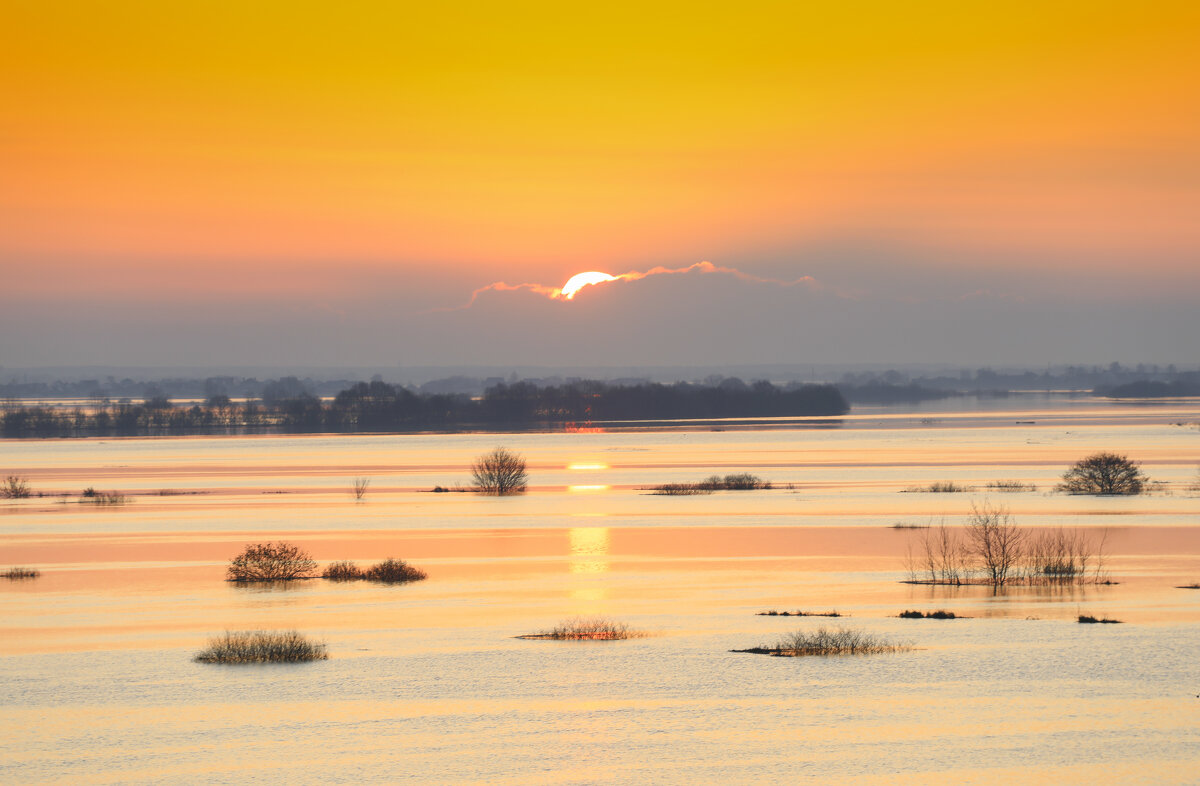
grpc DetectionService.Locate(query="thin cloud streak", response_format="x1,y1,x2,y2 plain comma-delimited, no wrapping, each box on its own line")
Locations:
430,260,826,313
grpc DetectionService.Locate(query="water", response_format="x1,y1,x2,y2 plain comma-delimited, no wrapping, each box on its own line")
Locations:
2,397,1199,783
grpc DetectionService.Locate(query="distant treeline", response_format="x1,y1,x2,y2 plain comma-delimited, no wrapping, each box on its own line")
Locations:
1096,376,1200,398
0,379,848,438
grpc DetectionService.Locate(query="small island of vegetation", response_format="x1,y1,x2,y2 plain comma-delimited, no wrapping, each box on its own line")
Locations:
734,627,910,657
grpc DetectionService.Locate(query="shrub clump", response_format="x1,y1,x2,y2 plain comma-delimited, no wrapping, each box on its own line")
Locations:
321,560,363,581
735,626,910,657
1078,614,1122,624
517,617,644,640
651,473,771,494
195,630,328,663
898,609,958,619
321,558,427,584
227,542,317,582
3,566,40,579
362,558,427,583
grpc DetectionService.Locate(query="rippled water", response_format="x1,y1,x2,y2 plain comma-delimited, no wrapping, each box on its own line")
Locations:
2,397,1199,783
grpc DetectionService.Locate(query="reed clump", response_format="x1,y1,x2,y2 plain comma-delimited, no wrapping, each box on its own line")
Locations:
517,617,644,640
735,627,910,657
1077,614,1122,624
2,566,40,579
195,630,328,663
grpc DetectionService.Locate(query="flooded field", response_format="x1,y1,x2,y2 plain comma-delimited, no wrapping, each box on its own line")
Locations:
3,397,1200,783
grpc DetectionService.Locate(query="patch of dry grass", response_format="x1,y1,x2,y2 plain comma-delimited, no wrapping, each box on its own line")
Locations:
517,617,645,641
194,630,328,663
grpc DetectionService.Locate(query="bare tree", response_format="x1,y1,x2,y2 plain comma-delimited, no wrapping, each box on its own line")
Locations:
227,542,317,581
1058,452,1147,495
913,521,970,584
967,502,1025,586
471,447,528,495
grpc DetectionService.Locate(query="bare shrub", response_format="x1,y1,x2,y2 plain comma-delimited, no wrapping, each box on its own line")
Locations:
908,521,970,585
195,630,328,663
3,567,40,579
721,473,771,490
517,617,643,640
1077,614,1121,624
736,627,910,656
2,476,32,499
1027,527,1106,583
226,542,317,581
352,477,370,500
321,560,363,580
362,558,427,584
1058,452,1147,495
471,447,528,495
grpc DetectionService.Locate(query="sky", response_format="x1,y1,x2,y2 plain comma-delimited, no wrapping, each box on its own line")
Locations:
2,2,1198,370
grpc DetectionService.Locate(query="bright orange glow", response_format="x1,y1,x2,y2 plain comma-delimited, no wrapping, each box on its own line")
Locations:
567,463,609,471
560,272,618,300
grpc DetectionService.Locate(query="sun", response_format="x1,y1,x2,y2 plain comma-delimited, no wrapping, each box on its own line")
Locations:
559,271,617,300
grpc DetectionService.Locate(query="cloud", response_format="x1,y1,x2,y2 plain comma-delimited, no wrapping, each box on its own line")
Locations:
432,260,825,312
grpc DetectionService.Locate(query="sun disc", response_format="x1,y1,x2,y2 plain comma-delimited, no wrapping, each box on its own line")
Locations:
560,271,617,299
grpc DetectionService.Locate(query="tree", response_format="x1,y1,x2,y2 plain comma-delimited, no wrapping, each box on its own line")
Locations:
227,541,317,581
966,502,1025,586
1058,452,1147,495
471,447,528,494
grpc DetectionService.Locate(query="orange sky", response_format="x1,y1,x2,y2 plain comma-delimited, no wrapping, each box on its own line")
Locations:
3,2,1198,297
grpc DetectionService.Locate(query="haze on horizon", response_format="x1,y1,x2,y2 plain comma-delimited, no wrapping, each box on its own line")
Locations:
2,2,1198,369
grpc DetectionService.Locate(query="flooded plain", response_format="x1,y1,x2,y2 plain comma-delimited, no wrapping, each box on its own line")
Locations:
3,397,1200,783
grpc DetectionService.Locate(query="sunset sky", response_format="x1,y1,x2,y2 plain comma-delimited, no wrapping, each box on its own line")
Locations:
3,2,1198,369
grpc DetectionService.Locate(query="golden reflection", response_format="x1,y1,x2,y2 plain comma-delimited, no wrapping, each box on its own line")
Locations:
567,484,610,493
568,527,610,601
567,462,609,471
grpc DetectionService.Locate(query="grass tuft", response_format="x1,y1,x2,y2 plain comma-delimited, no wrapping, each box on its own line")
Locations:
517,617,644,641
758,610,843,617
735,626,910,657
194,630,328,663
986,480,1037,492
2,566,40,579
904,481,973,493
